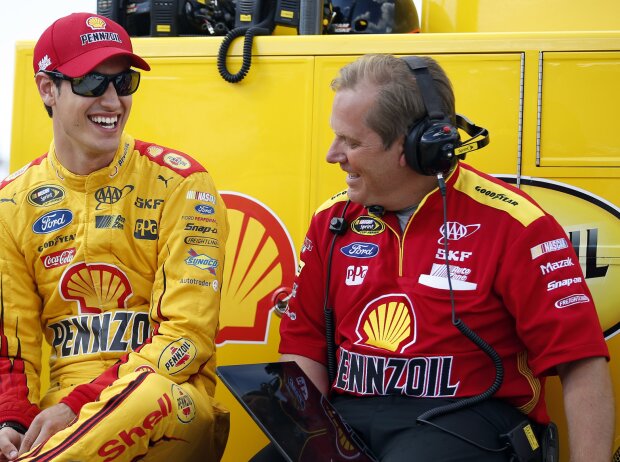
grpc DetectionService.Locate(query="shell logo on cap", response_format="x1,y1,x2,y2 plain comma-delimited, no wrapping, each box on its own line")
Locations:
86,16,107,30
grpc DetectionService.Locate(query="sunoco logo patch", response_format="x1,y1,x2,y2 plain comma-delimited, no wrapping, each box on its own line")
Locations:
158,338,197,375
351,216,385,235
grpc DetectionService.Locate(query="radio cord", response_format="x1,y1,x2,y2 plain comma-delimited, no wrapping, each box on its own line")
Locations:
416,172,508,454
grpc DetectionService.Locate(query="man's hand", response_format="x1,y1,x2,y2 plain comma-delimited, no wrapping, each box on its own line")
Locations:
0,427,24,461
17,403,76,457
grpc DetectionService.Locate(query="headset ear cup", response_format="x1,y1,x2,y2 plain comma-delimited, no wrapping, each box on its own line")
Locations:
404,119,426,174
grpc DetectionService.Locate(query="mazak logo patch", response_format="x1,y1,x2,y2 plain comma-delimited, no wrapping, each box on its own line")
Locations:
351,216,385,236
340,242,379,258
438,222,480,244
33,209,73,234
27,185,65,207
158,338,197,375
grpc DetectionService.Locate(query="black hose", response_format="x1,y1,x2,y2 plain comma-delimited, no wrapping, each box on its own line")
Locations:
216,17,275,83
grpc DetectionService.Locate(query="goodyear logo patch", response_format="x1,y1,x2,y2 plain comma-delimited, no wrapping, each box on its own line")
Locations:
171,384,196,423
158,338,197,375
351,216,385,236
27,185,65,207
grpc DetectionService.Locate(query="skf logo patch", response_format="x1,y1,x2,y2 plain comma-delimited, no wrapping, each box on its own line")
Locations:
171,384,196,423
94,185,134,210
158,338,197,375
185,249,218,275
135,197,164,209
354,293,416,353
27,185,65,207
134,219,158,240
351,216,385,236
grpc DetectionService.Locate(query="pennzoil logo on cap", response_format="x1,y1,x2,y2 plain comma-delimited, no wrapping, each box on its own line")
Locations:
81,17,122,46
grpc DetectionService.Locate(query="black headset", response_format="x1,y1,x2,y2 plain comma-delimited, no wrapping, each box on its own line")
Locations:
402,56,489,176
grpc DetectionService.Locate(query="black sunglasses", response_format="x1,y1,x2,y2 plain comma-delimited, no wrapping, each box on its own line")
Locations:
44,69,141,97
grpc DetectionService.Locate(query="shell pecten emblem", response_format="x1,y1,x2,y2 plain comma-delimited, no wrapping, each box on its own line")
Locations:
355,294,417,353
216,192,297,345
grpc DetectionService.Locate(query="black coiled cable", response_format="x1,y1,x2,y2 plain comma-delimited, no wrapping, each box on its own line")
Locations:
216,16,275,83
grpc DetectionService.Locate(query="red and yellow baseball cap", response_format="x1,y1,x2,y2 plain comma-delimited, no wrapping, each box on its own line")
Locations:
33,12,150,77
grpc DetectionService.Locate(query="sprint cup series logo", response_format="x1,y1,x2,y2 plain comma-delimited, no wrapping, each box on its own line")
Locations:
215,192,296,345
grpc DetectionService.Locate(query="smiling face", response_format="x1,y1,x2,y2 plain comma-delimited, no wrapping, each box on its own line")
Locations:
37,56,133,174
326,83,418,210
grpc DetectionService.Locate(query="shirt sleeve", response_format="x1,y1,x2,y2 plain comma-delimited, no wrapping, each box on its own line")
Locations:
62,170,228,414
279,213,330,364
0,217,42,427
495,213,609,377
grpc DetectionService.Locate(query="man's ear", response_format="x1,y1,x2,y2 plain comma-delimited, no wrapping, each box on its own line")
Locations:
396,135,408,167
35,73,57,107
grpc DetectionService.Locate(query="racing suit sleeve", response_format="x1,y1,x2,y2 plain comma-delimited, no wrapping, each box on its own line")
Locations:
61,170,228,414
0,218,43,428
279,213,330,365
495,213,609,376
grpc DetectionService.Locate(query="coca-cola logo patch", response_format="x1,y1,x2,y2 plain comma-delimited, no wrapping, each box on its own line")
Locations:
40,247,76,269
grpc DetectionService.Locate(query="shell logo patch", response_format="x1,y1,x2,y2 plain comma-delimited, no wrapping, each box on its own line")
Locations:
171,384,196,423
146,146,164,157
59,262,133,315
158,338,197,375
215,192,297,346
354,293,417,353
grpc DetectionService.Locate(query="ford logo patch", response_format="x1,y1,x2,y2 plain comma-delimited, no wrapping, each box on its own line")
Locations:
32,209,73,234
194,204,215,215
340,242,379,258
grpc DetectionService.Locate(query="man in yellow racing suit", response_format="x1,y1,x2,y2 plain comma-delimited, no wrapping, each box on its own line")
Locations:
0,12,229,462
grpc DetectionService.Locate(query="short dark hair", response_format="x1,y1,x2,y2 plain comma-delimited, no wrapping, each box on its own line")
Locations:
331,54,456,150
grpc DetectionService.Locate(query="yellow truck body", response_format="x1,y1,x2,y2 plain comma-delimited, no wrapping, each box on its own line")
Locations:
10,1,620,460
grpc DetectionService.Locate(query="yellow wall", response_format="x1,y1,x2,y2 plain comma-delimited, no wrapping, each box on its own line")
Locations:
11,32,620,461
